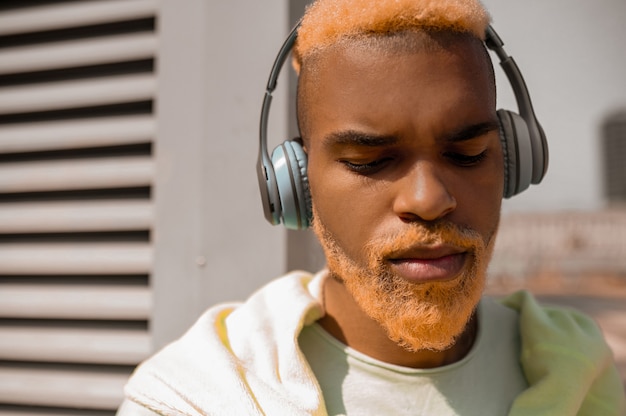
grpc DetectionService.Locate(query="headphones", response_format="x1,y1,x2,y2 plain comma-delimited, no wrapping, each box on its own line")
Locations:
257,22,549,230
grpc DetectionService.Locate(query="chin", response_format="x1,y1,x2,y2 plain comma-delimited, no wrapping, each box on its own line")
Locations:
345,257,486,352
315,215,494,353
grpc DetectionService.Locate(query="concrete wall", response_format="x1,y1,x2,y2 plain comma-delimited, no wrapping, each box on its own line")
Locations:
153,0,291,346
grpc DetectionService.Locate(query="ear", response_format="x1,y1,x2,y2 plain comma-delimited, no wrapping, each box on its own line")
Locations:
293,136,307,153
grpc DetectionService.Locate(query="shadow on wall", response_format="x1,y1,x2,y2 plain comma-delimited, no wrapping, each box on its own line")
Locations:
602,109,626,206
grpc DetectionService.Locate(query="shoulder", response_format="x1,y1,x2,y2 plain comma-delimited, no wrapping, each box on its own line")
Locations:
498,290,609,377
499,290,606,352
121,270,327,414
499,290,626,415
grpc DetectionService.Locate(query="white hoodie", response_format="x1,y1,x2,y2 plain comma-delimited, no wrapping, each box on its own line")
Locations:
120,271,625,416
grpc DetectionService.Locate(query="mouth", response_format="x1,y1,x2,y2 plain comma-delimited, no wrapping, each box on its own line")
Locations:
387,245,468,284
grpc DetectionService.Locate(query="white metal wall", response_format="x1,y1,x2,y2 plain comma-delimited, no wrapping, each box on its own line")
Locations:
150,0,290,348
0,0,157,413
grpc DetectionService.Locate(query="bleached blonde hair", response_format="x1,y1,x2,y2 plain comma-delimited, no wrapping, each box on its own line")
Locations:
293,0,491,73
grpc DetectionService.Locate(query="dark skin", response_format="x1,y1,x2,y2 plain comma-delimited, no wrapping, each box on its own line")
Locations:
299,32,504,368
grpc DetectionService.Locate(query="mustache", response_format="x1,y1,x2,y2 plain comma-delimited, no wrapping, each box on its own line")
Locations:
364,221,484,261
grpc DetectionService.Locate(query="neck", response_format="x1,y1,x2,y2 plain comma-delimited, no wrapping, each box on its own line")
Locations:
318,275,478,369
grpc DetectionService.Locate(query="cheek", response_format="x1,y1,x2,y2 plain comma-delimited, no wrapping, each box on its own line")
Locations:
453,160,503,242
308,159,389,258
309,170,363,230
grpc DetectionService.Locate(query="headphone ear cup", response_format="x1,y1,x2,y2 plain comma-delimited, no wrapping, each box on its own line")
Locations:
270,140,311,229
497,109,534,198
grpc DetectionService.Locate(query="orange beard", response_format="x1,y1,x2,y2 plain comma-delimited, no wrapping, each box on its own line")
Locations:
312,214,495,352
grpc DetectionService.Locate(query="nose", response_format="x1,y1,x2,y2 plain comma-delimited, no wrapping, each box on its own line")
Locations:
392,161,457,222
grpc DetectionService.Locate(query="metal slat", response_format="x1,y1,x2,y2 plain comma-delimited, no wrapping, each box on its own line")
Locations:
0,2,158,413
0,0,158,36
0,243,152,275
0,366,129,410
0,115,155,154
0,156,153,193
0,200,153,233
0,326,150,365
0,74,155,115
0,32,157,75
0,283,150,320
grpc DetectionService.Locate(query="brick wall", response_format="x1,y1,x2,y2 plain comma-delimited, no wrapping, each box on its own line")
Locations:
490,209,626,282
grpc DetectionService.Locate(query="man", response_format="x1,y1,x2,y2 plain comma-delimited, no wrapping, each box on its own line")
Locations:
118,0,625,414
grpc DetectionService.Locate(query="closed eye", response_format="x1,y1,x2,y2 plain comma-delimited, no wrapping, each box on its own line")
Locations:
341,158,392,174
444,150,488,167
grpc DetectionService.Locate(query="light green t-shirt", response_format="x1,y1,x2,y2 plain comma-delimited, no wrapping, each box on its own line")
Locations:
298,297,528,416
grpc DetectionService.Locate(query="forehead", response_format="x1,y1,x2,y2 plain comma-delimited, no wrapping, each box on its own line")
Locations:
298,31,495,140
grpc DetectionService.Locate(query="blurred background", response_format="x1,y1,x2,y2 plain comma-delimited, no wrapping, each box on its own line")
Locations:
0,0,623,413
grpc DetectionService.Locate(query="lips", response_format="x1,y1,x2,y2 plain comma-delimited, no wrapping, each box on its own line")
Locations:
387,245,468,283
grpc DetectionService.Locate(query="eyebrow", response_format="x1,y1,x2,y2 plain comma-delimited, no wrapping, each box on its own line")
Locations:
446,120,500,143
323,130,399,148
322,120,500,148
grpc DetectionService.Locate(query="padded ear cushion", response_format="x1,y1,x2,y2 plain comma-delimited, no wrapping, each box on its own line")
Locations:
497,109,533,198
286,140,312,228
530,121,548,184
270,140,311,229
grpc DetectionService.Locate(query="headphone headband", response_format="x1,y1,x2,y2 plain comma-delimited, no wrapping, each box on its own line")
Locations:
257,22,300,225
484,27,549,183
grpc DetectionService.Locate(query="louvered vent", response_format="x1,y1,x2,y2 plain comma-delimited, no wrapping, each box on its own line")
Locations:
0,0,156,413
603,111,626,204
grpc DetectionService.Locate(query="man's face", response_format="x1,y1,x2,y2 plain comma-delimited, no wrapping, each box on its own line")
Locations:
301,33,504,351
